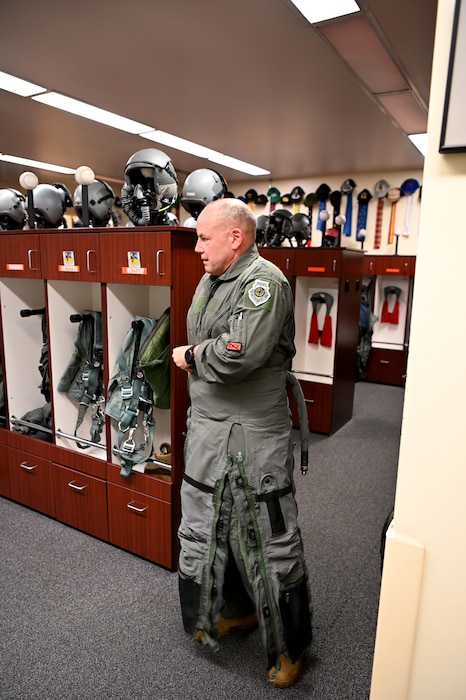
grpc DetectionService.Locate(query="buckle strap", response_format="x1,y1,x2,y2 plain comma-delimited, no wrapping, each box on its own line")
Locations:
183,473,215,494
255,484,292,502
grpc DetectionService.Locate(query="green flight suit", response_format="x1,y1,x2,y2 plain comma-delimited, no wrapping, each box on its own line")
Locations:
178,244,312,667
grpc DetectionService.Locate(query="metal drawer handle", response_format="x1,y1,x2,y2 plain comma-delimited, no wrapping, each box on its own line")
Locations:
304,398,315,404
27,249,38,271
20,461,37,471
127,502,148,513
156,249,165,276
68,481,87,492
379,360,390,364
86,249,96,273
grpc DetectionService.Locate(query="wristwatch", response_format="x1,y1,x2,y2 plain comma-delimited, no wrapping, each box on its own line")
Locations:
184,345,196,367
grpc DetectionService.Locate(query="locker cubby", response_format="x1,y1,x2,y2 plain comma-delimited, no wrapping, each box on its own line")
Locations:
361,255,415,386
0,278,48,430
47,279,105,460
293,276,340,385
265,247,363,434
372,275,410,350
105,282,171,474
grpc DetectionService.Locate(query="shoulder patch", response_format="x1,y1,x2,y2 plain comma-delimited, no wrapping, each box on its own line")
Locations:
243,279,275,309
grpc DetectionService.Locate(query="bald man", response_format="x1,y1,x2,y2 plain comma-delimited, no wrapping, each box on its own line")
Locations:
172,198,312,688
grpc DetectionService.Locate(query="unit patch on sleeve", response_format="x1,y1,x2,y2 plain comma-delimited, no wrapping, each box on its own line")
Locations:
244,279,275,309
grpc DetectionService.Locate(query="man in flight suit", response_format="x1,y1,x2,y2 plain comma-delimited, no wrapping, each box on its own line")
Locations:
172,198,312,688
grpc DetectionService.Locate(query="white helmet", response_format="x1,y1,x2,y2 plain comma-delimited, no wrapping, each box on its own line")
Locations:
0,188,27,230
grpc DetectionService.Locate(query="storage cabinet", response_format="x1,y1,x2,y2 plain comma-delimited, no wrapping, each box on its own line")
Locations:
263,246,363,434
293,248,343,277
364,347,408,386
7,445,55,518
290,381,333,434
0,232,42,278
259,247,295,276
107,464,172,568
100,230,172,285
362,255,415,386
363,254,416,277
0,225,202,571
53,463,108,540
40,231,101,281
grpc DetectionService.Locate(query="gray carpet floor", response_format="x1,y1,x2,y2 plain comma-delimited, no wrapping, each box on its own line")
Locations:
0,381,403,699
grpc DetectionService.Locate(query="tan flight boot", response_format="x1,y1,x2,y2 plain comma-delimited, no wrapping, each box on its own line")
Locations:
217,611,258,638
268,654,303,688
195,611,258,641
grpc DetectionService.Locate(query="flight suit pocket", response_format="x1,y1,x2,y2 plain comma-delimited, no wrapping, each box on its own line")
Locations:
179,572,201,634
279,576,313,663
256,475,293,536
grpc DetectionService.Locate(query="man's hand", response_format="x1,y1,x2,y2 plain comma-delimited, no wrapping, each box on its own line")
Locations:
172,344,197,374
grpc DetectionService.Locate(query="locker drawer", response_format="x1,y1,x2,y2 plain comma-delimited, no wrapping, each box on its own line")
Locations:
290,380,333,435
107,482,172,568
8,446,55,517
53,463,108,540
364,347,407,386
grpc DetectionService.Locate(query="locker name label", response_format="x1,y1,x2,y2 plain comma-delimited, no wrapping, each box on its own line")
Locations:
58,265,80,272
121,267,148,275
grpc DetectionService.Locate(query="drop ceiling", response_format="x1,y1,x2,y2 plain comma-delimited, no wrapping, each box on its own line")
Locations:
0,0,438,195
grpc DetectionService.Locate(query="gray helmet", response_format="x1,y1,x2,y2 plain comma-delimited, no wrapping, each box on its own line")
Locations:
291,212,311,246
181,168,227,219
123,148,178,214
255,214,269,246
0,188,27,230
33,183,72,228
74,179,115,227
265,208,293,247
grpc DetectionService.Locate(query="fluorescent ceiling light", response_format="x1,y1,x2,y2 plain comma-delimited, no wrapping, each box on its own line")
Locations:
408,133,428,157
290,0,359,24
4,70,269,177
141,130,270,176
140,130,219,159
32,92,153,134
0,154,76,175
318,15,408,94
207,154,270,177
0,70,46,97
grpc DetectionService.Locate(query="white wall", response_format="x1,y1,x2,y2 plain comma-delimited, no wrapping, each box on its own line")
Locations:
181,169,423,257
370,1,466,698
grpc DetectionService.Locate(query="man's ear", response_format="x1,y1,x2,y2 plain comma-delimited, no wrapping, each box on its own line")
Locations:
230,227,242,250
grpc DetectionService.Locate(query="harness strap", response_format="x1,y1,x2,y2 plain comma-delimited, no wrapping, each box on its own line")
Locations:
72,311,105,450
111,318,157,477
255,484,292,502
183,472,215,494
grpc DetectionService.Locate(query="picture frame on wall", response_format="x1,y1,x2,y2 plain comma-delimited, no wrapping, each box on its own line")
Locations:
439,0,466,152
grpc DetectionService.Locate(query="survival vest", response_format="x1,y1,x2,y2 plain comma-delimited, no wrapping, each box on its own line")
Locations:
105,308,170,477
57,310,105,448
